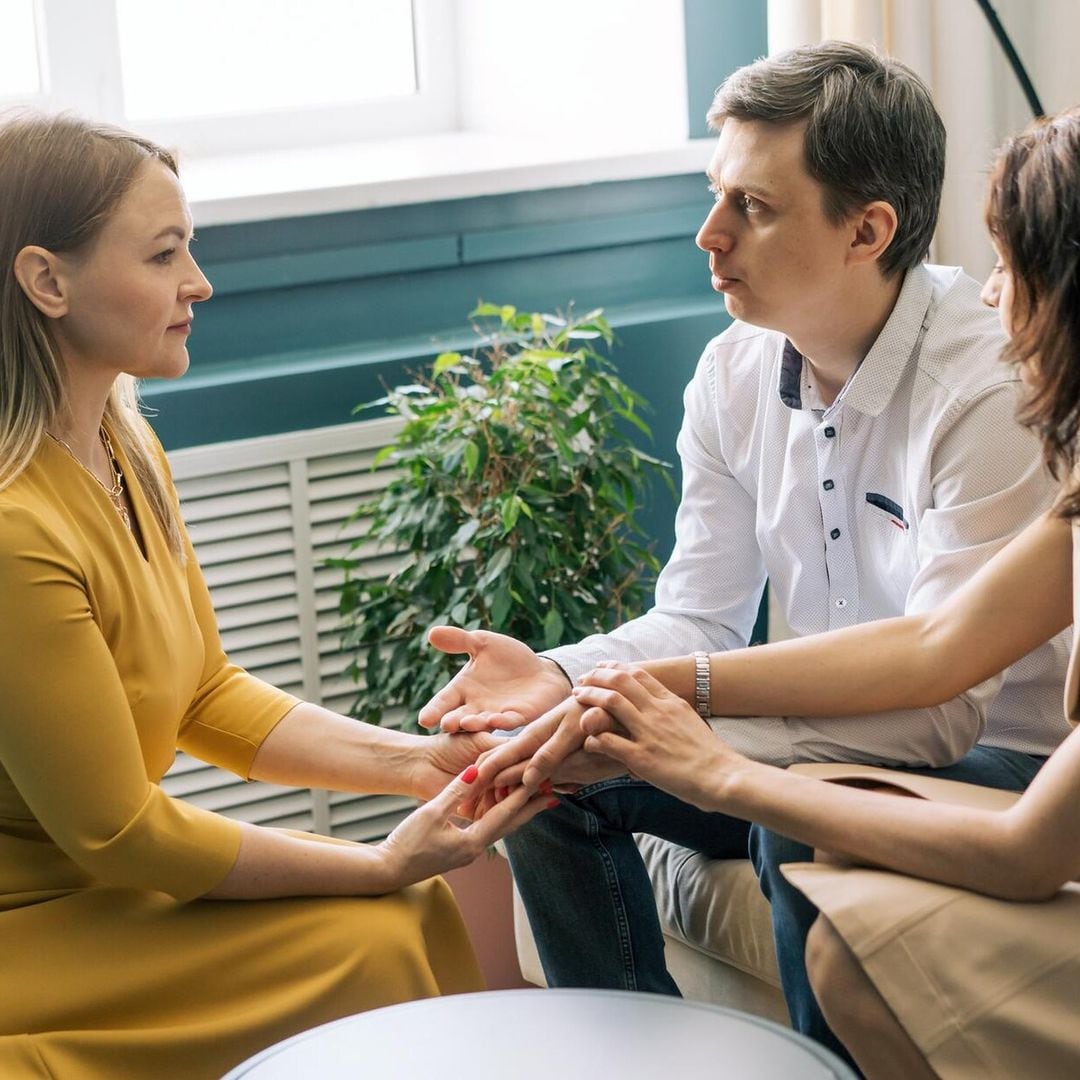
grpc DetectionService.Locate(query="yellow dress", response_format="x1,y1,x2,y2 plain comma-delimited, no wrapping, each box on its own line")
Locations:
0,430,482,1079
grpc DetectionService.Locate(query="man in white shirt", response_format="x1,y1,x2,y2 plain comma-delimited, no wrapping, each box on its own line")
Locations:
418,42,1071,1064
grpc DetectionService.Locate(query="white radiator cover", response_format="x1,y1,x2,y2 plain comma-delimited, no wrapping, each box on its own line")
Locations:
162,416,415,841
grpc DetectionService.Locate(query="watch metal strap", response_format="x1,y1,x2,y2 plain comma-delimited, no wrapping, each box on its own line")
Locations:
692,650,710,720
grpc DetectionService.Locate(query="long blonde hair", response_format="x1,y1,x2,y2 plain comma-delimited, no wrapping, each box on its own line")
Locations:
0,112,185,556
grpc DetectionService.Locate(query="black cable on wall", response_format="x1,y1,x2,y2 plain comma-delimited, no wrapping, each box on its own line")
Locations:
973,0,1044,118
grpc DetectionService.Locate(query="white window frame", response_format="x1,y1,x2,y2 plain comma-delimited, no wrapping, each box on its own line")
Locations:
8,0,457,156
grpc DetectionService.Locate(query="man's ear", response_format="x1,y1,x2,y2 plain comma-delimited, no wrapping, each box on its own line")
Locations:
848,201,898,268
12,246,69,319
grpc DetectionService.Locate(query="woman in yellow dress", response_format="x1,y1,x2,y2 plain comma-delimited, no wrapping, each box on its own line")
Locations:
553,109,1080,1077
0,113,549,1079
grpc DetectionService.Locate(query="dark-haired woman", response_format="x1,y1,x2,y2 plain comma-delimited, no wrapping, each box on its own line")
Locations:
0,113,547,1079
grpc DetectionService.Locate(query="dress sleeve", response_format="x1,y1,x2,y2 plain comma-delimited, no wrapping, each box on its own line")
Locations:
141,432,300,775
175,524,301,776
0,505,242,902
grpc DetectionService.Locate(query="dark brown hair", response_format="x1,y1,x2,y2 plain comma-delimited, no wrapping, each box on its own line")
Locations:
709,40,945,278
987,107,1080,518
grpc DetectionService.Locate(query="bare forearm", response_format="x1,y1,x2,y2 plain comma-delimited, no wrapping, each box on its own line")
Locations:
249,703,424,798
711,762,1045,899
641,615,959,718
637,512,1071,721
203,822,394,899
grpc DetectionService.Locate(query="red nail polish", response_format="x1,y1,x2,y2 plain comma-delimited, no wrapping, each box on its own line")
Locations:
546,797,560,809
497,786,509,800
462,765,479,784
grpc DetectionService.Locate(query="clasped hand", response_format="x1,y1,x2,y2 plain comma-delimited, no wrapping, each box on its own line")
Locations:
465,663,737,818
416,626,737,818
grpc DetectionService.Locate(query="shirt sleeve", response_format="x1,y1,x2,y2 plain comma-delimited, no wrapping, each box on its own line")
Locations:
0,505,242,902
545,346,768,680
769,378,1063,770
892,379,1066,758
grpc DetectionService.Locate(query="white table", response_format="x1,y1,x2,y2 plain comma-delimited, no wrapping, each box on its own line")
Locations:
222,988,858,1078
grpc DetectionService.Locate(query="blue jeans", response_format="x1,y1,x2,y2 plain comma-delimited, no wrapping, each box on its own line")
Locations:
503,776,752,993
504,745,1045,1063
749,745,1046,1069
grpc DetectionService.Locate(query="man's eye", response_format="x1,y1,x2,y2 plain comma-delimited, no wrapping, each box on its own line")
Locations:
741,194,763,213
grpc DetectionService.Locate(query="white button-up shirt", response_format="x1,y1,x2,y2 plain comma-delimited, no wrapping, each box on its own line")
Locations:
547,264,1072,767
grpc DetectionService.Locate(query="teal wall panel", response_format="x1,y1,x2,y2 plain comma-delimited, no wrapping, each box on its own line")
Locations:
683,0,768,137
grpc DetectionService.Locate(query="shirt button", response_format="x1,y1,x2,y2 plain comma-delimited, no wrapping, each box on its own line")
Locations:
835,598,847,608
824,426,836,438
829,528,841,540
823,479,835,491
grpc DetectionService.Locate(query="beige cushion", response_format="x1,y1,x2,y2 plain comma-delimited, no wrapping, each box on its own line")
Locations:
636,835,780,988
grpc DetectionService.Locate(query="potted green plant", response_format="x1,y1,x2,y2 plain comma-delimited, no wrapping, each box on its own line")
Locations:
334,302,672,731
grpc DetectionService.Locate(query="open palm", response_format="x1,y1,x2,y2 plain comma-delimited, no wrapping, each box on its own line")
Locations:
417,626,572,732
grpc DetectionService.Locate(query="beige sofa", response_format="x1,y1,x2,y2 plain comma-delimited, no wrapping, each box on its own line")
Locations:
511,835,789,1024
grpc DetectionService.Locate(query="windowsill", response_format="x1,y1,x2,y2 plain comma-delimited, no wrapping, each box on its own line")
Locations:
183,131,715,226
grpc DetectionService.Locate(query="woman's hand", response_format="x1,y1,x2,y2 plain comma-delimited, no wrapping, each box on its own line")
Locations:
377,766,552,889
573,664,747,811
409,731,503,801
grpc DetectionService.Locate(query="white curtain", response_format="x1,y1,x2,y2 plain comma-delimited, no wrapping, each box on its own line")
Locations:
767,0,1080,278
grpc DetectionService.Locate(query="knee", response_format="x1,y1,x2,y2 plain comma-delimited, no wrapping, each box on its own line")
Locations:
748,826,813,900
806,915,860,1030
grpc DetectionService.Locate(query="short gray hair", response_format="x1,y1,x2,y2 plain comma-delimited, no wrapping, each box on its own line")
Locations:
709,41,945,277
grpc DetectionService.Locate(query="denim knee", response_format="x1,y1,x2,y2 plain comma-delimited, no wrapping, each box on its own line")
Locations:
748,825,813,901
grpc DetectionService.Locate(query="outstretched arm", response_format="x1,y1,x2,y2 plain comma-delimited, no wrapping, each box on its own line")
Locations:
205,766,551,899
576,667,1080,901
629,509,1072,721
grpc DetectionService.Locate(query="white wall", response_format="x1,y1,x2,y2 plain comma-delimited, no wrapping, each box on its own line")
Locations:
768,0,1080,279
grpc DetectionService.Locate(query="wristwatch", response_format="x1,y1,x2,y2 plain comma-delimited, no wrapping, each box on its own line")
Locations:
692,651,710,720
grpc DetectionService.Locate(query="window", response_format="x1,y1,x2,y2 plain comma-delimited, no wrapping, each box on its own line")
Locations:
0,0,41,99
0,0,455,155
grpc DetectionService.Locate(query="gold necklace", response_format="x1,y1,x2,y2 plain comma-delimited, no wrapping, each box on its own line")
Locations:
47,425,132,531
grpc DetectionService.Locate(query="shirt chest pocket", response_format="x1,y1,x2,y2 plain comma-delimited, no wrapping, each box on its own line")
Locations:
862,492,917,590
864,492,908,531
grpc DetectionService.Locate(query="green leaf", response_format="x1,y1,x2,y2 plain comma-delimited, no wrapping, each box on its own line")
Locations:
433,351,462,374
480,546,513,587
372,444,397,468
543,607,565,649
500,495,521,533
490,584,512,628
451,519,480,547
463,440,480,476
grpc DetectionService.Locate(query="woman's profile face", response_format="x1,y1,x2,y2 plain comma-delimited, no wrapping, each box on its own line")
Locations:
980,247,1019,339
49,160,212,382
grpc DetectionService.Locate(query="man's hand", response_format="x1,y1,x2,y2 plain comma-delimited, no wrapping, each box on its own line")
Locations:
417,626,571,732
